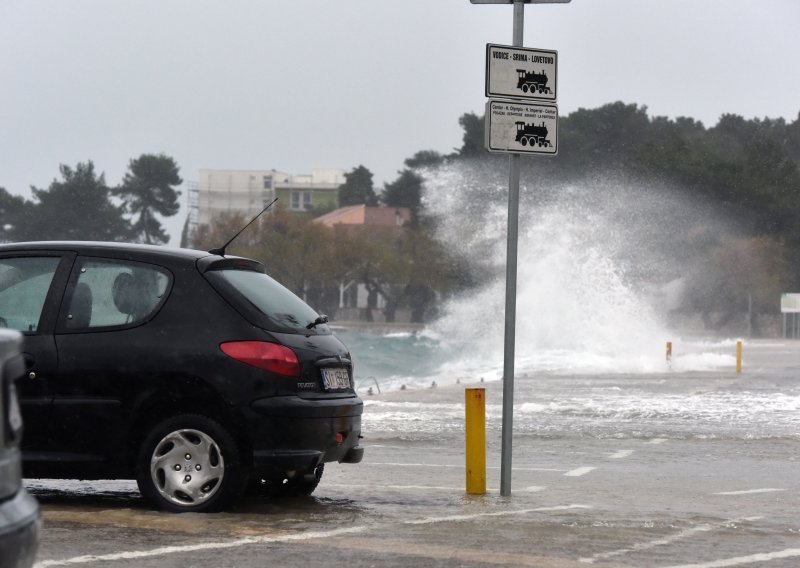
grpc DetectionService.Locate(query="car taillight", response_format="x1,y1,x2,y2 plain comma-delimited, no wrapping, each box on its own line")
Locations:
220,341,300,378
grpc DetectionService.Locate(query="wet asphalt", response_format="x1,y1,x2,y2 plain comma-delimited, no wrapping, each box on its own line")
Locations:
27,339,800,567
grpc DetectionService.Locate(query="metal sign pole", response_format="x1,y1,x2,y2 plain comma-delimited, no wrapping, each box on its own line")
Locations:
500,0,525,498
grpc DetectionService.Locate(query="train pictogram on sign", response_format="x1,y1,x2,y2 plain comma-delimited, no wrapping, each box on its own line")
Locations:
516,69,551,95
515,121,552,148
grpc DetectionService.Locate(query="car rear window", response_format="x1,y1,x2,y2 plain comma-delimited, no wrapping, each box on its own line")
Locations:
206,268,329,334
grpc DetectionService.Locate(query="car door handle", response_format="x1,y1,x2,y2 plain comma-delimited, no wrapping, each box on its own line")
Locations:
23,352,38,379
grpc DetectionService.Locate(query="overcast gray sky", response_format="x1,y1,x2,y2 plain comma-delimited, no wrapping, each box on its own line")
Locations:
2,0,799,243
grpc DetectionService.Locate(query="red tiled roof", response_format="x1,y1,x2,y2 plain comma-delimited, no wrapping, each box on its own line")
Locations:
314,206,410,227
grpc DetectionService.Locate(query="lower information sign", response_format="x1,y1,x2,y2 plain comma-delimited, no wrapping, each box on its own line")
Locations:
781,293,800,313
485,99,558,155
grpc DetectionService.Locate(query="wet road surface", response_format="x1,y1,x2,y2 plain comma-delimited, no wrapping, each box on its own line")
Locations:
28,339,800,567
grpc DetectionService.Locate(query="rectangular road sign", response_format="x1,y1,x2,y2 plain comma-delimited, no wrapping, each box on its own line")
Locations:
485,99,558,155
486,44,557,102
781,293,800,313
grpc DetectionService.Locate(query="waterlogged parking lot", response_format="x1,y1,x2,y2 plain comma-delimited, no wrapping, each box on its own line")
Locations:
29,339,800,567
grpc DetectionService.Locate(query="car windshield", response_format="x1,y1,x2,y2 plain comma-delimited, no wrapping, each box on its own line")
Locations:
206,268,328,334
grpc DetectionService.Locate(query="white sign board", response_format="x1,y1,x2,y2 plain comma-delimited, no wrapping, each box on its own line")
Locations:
781,293,800,313
486,44,557,102
485,99,558,155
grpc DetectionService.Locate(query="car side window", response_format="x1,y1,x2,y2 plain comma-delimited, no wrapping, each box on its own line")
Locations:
65,259,170,330
0,257,61,332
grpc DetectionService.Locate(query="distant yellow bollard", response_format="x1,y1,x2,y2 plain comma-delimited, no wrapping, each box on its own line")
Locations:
736,340,743,373
465,388,486,495
666,341,672,362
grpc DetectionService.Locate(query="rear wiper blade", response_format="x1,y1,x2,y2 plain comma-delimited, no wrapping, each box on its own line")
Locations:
306,314,329,329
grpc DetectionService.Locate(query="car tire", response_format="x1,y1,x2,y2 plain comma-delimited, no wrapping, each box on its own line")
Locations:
136,414,246,512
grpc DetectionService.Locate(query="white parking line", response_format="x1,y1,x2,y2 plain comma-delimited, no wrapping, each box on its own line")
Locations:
608,450,634,459
488,465,565,473
367,461,461,468
333,484,468,491
580,516,763,564
647,438,667,444
713,488,786,496
326,484,548,494
33,526,368,568
662,547,800,568
404,504,591,525
366,462,564,472
33,504,591,567
519,485,547,493
564,466,596,477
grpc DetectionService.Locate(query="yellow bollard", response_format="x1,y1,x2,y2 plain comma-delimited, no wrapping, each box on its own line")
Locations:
666,341,672,362
465,388,486,495
736,340,743,373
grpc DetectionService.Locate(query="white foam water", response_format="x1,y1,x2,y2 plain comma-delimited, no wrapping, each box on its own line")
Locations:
361,386,800,441
418,163,728,380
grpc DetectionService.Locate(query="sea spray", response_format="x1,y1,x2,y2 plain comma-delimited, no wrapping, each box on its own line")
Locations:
342,163,739,389
420,162,732,377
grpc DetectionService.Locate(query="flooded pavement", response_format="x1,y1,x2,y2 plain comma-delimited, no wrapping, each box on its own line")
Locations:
28,339,800,567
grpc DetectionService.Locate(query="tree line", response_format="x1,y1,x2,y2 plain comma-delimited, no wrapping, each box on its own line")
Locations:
4,103,799,329
454,103,800,331
290,103,800,328
0,154,182,245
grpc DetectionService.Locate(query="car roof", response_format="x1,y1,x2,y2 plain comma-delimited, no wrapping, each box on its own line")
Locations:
0,241,267,274
0,241,213,263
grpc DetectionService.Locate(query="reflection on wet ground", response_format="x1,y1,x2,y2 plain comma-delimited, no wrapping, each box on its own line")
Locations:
28,480,369,539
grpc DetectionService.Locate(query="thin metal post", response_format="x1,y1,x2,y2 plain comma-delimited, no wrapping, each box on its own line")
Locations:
746,293,752,338
500,0,525,498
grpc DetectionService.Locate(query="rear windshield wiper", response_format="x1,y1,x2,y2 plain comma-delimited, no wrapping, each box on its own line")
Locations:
306,314,329,329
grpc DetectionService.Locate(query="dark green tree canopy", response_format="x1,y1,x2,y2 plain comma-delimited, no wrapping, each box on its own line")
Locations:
382,169,423,224
457,113,486,158
338,165,378,207
114,153,182,245
0,187,28,242
405,150,445,169
27,162,132,242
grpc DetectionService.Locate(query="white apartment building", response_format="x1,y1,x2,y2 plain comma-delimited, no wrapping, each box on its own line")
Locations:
191,168,345,228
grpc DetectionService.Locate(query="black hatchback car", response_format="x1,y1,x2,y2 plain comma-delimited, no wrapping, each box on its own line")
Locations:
0,241,363,512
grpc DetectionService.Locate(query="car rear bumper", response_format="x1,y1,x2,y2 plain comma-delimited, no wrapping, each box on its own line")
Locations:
0,489,40,568
247,395,363,476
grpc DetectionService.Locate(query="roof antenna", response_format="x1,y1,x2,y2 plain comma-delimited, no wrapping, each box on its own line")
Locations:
209,198,278,256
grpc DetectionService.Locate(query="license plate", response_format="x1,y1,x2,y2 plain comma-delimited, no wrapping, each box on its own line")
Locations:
321,368,350,390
